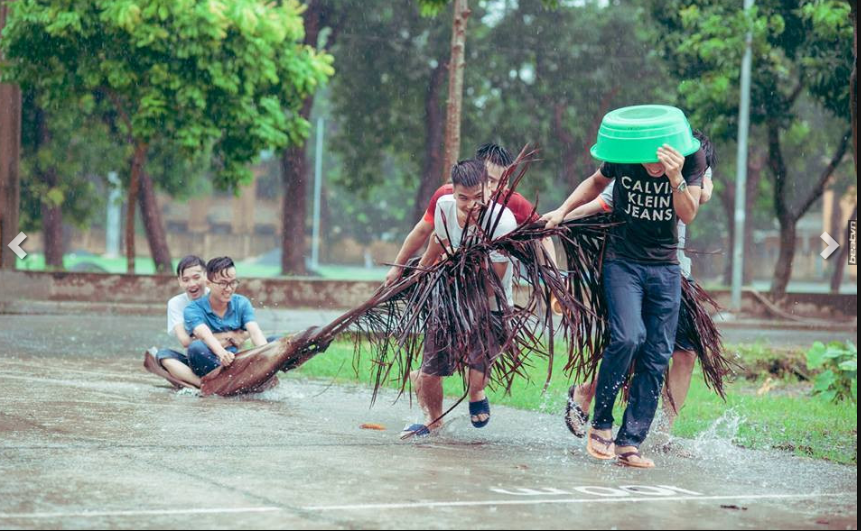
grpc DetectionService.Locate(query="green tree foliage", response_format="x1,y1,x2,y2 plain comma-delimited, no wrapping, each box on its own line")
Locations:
328,0,669,229
649,0,852,137
329,2,451,200
417,0,559,16
474,0,671,199
19,93,127,235
648,0,853,299
1,0,334,271
3,0,334,186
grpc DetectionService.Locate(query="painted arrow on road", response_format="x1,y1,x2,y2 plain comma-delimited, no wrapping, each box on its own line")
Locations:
7,232,27,259
821,232,840,259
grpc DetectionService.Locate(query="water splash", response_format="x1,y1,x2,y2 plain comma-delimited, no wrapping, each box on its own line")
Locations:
667,409,751,478
690,409,745,451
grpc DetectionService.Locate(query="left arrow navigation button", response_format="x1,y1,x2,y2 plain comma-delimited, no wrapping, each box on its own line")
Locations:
8,232,28,259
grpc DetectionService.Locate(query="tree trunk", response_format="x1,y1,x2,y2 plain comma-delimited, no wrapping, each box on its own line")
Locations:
0,0,21,270
772,216,797,303
831,204,857,293
41,182,63,269
769,118,851,302
850,0,857,169
320,182,331,263
281,136,311,275
767,118,792,302
126,142,147,274
441,0,470,183
718,152,764,285
414,62,448,222
581,86,620,183
280,0,335,276
138,170,172,274
35,106,63,268
553,103,579,189
719,190,735,286
742,211,757,284
743,154,765,284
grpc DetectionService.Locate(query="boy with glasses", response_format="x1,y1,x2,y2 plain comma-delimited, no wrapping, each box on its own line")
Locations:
184,257,271,378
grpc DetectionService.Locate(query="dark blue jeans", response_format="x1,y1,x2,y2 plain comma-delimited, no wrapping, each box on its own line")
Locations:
188,335,280,377
592,260,681,448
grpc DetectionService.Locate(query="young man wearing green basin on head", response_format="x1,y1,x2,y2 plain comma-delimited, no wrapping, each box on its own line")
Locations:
542,105,707,468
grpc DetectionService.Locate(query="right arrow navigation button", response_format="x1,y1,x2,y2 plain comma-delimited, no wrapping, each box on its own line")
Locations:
821,232,840,260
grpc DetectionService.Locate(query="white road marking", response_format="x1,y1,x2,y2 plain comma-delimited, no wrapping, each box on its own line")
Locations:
302,493,847,512
0,493,852,519
0,507,281,519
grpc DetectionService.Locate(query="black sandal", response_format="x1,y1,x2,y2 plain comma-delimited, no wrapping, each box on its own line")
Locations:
565,385,589,438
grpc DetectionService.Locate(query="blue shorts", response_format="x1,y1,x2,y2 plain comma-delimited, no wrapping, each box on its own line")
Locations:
421,313,504,377
674,278,698,353
674,303,697,353
155,349,190,366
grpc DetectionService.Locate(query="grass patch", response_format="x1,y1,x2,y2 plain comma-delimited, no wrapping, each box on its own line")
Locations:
289,340,857,466
723,341,811,381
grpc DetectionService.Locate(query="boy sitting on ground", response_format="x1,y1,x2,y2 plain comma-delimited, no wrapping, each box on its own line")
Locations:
144,255,249,389
184,257,271,378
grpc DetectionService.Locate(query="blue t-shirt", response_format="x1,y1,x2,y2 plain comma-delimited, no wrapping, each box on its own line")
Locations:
184,294,256,335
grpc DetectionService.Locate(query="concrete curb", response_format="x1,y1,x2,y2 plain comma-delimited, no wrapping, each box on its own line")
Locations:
3,300,856,333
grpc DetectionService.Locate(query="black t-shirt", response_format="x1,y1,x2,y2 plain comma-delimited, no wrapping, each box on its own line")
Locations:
600,149,707,264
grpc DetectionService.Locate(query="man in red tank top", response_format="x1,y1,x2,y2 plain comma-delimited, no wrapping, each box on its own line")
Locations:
384,143,552,286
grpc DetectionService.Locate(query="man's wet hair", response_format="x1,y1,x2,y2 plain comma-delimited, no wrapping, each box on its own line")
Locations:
693,130,717,169
176,255,206,277
206,257,235,280
450,159,487,189
475,143,513,167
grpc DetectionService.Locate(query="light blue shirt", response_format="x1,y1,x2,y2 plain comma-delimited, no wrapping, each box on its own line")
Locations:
184,294,256,335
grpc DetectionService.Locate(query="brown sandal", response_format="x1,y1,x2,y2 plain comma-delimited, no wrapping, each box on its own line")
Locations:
616,450,655,469
586,427,615,460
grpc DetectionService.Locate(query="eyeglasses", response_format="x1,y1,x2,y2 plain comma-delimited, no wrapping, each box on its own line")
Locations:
212,280,240,290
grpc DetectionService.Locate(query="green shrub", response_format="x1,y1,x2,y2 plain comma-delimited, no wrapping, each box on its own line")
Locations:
806,341,857,403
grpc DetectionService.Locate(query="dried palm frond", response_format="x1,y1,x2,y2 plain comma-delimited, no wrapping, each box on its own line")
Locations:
341,148,621,402
675,278,739,400
189,146,732,408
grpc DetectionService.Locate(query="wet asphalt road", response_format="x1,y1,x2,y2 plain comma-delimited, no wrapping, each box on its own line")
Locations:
0,314,857,529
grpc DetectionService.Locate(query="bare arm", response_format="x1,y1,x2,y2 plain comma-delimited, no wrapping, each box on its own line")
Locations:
214,330,250,349
193,324,235,367
540,237,558,267
700,174,713,204
541,169,613,228
419,235,446,269
673,185,702,224
565,198,608,221
492,261,508,281
174,324,194,349
385,219,434,285
659,145,703,224
245,322,268,347
485,261,510,299
179,325,247,349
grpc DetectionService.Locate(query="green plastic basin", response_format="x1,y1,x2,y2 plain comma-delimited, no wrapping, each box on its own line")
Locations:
590,105,700,164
